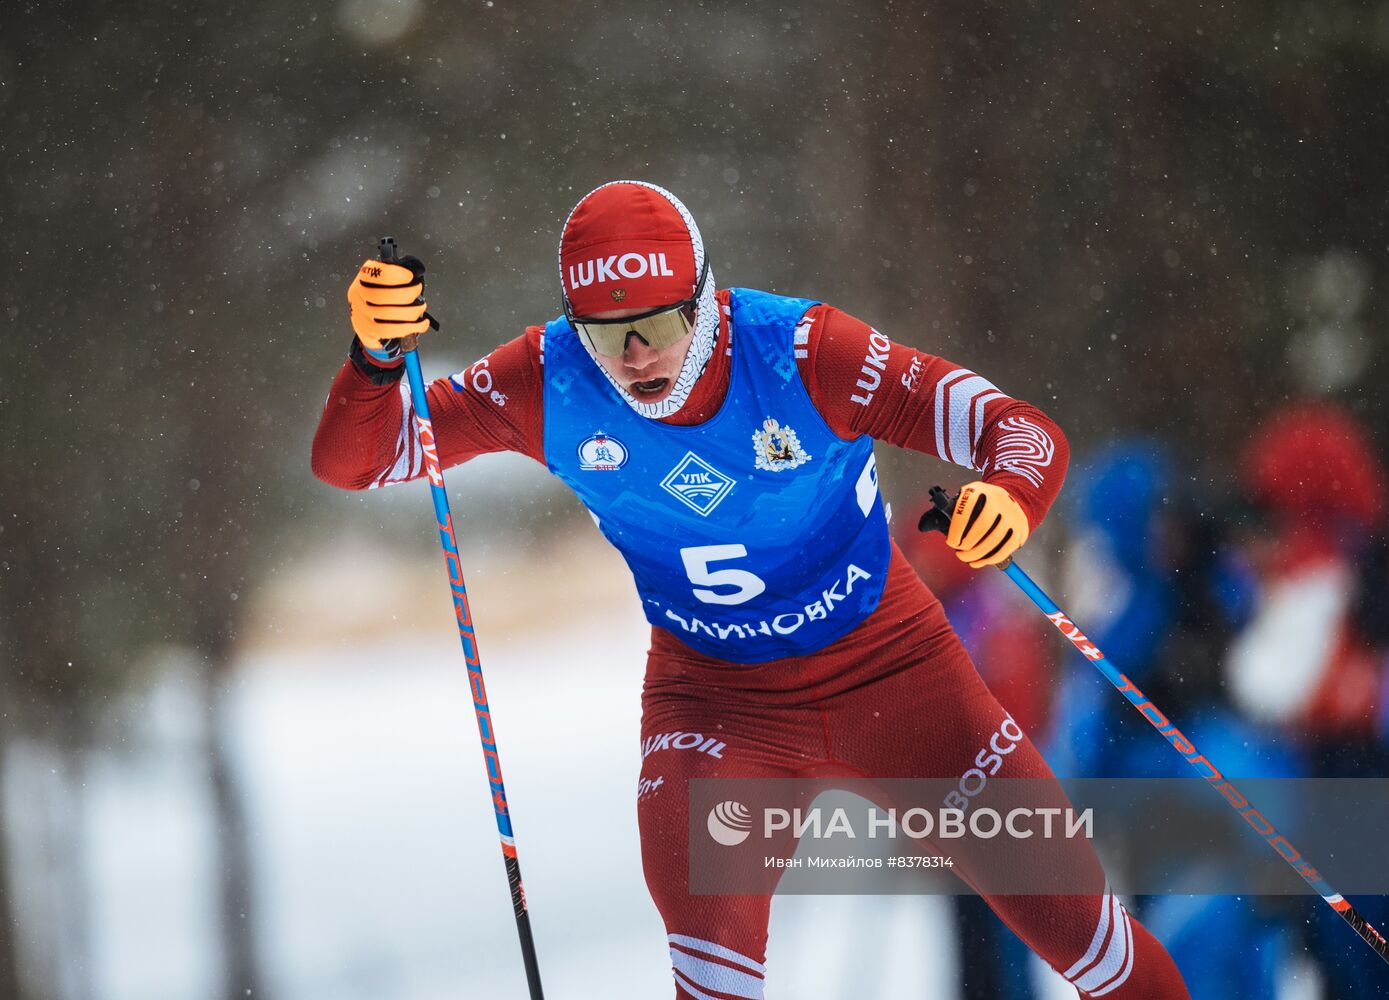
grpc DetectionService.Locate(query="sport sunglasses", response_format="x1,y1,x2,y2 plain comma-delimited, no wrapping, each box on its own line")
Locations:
566,258,709,358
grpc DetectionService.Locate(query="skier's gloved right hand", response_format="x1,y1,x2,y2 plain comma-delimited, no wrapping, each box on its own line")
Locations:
347,257,431,353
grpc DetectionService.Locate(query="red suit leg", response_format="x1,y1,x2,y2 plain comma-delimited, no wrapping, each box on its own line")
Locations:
827,625,1189,999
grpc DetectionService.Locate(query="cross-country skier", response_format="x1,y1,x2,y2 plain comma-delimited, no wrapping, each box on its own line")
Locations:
312,181,1190,999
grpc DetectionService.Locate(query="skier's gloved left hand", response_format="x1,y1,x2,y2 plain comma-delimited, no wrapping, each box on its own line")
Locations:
945,481,1031,568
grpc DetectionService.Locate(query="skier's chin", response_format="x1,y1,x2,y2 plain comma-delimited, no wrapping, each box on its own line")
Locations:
629,377,673,403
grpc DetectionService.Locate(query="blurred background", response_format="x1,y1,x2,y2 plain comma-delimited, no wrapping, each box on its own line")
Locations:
3,0,1388,997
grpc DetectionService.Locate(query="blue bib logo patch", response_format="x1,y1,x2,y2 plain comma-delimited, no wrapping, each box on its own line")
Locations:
578,432,629,471
660,451,736,516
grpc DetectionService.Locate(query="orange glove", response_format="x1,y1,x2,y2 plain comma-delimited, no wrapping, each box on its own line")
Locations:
347,258,430,350
945,481,1031,568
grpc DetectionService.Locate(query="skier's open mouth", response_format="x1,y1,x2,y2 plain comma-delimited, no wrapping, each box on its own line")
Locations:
631,378,670,399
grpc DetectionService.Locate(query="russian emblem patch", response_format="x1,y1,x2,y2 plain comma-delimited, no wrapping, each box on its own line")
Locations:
753,417,811,472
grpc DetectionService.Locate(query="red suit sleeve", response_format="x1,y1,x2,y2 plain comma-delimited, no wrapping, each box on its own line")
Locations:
311,328,547,490
795,304,1070,529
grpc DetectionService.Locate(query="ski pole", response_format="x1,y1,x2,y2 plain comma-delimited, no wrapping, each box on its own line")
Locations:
377,237,546,998
919,486,1389,966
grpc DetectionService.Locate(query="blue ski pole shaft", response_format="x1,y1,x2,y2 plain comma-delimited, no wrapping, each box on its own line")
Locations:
378,238,545,998
919,486,1389,966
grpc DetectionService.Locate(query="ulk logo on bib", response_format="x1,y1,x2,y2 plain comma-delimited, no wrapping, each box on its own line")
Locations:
660,452,735,516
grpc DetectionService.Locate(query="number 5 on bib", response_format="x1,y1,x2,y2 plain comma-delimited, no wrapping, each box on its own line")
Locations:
680,544,767,606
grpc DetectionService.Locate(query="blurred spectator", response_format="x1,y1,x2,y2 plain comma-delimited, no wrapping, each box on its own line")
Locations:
1052,439,1299,998
1052,441,1186,780
1228,401,1387,740
1227,400,1389,998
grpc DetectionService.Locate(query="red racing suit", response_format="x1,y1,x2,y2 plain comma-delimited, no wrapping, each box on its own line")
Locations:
313,290,1188,999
